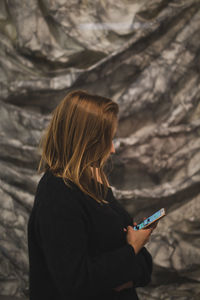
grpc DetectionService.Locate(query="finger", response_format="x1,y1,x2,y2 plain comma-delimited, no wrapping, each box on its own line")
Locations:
145,227,153,234
127,225,134,231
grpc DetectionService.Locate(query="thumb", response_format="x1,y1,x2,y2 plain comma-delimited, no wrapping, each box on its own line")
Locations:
127,225,133,230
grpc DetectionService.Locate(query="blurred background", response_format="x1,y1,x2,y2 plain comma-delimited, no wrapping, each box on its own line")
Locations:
0,0,200,299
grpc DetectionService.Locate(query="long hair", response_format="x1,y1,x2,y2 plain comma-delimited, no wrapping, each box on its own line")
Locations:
38,89,119,204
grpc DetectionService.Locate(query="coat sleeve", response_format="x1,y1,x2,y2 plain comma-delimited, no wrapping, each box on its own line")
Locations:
109,191,153,288
133,247,153,288
36,190,150,298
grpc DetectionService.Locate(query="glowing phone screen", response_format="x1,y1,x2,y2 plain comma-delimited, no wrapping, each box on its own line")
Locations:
134,210,162,230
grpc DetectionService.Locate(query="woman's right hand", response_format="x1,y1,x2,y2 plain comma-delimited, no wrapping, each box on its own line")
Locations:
124,225,153,255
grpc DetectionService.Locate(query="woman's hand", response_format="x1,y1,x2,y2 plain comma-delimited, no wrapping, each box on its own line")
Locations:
113,220,157,292
124,222,154,255
113,280,133,292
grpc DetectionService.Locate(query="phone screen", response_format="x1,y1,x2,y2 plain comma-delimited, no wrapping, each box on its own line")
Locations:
134,209,164,230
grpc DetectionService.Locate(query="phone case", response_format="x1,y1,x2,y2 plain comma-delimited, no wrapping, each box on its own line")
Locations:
133,208,166,230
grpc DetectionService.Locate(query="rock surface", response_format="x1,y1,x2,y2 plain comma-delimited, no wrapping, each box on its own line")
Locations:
0,0,200,299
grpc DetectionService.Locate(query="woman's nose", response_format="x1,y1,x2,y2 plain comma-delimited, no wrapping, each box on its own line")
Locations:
111,141,115,154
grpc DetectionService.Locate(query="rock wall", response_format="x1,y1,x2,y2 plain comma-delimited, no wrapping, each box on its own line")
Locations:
0,0,200,299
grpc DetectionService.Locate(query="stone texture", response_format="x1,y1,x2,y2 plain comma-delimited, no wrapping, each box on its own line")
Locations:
0,0,200,299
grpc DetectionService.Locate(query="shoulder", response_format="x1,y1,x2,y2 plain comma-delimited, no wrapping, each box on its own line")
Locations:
37,170,77,193
32,172,90,248
34,171,82,212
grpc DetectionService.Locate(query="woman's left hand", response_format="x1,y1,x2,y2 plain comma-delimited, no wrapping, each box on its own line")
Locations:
113,217,157,293
113,280,133,292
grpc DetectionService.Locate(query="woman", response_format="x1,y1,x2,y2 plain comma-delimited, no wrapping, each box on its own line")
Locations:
27,90,154,300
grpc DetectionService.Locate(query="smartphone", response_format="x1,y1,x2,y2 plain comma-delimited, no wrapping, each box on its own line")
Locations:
133,208,166,230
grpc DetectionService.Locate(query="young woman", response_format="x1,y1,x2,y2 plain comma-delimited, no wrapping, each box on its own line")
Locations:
27,90,154,300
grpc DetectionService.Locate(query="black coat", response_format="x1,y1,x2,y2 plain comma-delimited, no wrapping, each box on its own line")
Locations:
27,171,152,300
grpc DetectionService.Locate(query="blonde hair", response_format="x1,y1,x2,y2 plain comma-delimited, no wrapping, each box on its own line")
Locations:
38,90,119,204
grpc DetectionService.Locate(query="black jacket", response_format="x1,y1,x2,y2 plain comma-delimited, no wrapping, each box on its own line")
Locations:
27,171,152,300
